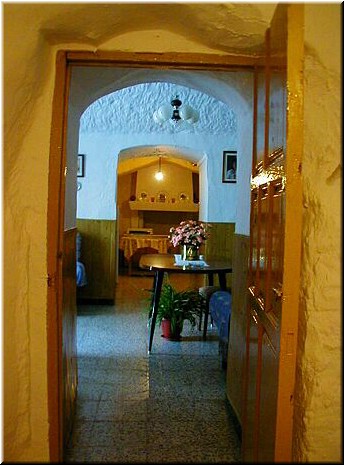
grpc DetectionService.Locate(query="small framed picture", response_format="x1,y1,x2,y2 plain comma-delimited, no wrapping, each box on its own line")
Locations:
222,151,237,183
77,154,85,177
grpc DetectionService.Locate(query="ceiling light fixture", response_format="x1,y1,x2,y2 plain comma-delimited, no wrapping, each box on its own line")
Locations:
154,156,164,181
153,95,199,132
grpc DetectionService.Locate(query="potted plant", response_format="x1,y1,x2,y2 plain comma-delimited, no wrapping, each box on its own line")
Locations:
148,282,204,340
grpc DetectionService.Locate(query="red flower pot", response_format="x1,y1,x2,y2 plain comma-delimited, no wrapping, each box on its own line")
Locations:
161,319,182,340
161,319,172,339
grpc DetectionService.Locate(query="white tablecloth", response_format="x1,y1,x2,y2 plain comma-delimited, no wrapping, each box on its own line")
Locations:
119,234,170,261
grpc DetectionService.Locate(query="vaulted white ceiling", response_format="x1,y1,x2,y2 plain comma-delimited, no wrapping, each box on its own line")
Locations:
80,82,236,136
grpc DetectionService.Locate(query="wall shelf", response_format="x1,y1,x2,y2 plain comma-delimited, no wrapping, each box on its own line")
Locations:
129,200,199,212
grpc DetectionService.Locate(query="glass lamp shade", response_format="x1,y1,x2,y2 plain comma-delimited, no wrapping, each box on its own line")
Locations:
179,105,199,123
153,105,171,124
153,101,198,128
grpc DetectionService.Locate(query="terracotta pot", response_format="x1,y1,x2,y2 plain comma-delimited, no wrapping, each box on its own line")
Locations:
161,319,182,340
161,319,172,339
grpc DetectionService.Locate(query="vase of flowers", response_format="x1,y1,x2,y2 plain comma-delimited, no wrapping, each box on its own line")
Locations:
169,220,210,261
181,244,199,261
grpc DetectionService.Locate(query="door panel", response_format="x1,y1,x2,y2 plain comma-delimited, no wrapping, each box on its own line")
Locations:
47,51,70,461
269,179,285,322
255,70,266,168
258,331,278,462
62,229,78,447
269,72,287,154
243,309,260,462
249,187,260,293
243,4,304,462
259,184,270,308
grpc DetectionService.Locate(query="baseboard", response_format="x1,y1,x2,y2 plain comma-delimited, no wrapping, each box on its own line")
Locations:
225,396,242,442
77,298,115,305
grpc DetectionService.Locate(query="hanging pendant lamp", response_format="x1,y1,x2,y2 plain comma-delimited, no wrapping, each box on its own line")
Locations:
153,95,199,131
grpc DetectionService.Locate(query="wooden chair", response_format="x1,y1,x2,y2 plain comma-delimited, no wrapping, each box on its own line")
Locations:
199,286,221,337
128,247,159,276
167,244,180,255
209,290,232,368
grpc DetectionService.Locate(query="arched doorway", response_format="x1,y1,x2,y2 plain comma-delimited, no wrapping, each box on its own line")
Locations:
72,75,251,294
47,52,256,460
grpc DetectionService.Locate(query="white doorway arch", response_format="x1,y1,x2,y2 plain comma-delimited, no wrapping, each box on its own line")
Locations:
68,69,253,233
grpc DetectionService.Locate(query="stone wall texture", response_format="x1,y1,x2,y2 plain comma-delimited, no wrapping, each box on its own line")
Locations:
292,4,342,463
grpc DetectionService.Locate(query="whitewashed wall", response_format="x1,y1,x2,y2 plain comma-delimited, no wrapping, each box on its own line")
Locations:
77,131,238,221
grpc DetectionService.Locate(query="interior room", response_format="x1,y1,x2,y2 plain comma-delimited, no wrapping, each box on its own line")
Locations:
73,74,250,300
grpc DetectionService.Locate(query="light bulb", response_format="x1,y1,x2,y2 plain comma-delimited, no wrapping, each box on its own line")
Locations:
155,171,164,181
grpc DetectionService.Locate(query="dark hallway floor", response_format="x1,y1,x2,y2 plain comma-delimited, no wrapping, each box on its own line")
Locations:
65,273,241,463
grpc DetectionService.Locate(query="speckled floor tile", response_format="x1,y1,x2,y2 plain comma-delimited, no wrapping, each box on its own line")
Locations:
90,420,148,448
96,399,147,422
65,274,241,463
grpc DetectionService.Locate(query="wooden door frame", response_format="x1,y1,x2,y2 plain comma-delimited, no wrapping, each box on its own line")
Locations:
47,49,262,461
274,6,304,458
47,50,70,462
242,4,304,462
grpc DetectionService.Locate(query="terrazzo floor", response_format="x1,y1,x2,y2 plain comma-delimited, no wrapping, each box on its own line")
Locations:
65,273,241,463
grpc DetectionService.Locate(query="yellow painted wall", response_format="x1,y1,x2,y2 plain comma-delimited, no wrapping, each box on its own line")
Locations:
3,3,341,462
3,16,55,460
136,162,193,204
117,162,197,238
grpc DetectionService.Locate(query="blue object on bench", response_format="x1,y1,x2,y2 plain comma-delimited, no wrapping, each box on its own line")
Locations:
209,290,232,366
76,232,87,287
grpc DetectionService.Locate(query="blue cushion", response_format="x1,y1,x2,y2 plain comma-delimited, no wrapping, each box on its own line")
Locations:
76,232,82,261
209,291,232,343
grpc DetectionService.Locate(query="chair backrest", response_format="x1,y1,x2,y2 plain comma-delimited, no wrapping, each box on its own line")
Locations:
128,247,159,275
167,244,180,255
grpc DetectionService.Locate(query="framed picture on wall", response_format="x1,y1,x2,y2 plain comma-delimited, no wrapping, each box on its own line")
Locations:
222,151,237,183
77,154,85,177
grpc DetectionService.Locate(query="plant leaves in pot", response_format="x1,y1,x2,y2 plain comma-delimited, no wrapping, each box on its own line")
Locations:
151,282,203,340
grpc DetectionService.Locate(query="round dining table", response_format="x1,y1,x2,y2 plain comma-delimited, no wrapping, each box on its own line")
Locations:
139,254,233,353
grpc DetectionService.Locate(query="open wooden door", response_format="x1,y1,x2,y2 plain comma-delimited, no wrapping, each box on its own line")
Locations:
47,51,77,461
242,4,304,462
